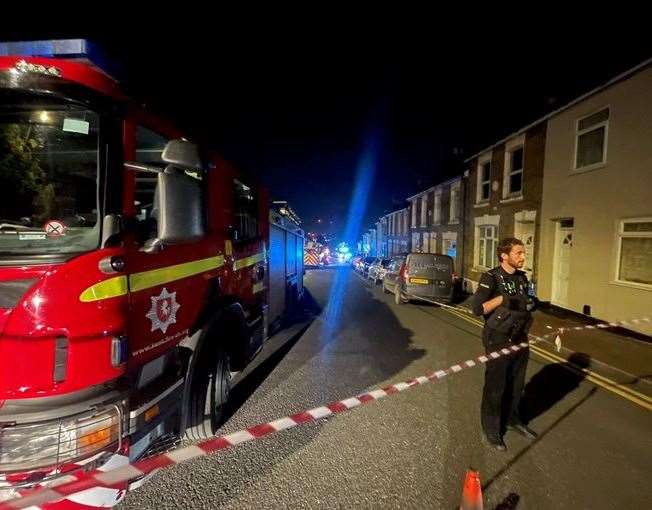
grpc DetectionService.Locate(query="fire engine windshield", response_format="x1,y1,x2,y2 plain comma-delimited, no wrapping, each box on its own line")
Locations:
0,91,100,256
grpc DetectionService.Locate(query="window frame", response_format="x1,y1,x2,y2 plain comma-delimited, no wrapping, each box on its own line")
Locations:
613,217,652,290
573,106,610,172
433,189,442,225
449,181,460,224
420,195,428,227
476,157,492,203
504,145,524,198
476,225,498,270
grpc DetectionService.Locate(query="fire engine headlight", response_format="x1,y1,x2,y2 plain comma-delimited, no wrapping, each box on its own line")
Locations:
0,405,122,473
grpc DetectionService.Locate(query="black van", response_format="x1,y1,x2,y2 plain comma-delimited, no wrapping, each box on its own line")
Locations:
391,252,455,304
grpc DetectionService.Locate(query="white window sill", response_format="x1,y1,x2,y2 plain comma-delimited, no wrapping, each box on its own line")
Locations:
609,280,652,292
571,162,607,175
500,195,524,204
473,202,490,209
448,220,460,225
472,266,491,273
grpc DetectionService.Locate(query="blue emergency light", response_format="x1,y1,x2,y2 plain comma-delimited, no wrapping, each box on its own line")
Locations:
0,39,120,80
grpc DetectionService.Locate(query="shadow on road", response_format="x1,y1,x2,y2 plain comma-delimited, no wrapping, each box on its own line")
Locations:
123,268,425,510
518,352,591,424
494,492,520,509
482,387,597,493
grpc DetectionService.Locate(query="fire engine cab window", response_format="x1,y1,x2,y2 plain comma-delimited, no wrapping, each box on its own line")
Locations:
0,91,100,256
234,179,259,241
134,127,169,238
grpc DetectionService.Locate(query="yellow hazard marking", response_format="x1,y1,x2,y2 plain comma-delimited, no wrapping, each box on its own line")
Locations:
433,305,652,412
234,252,265,271
79,255,225,302
225,240,233,256
130,255,225,292
79,275,128,302
529,344,652,408
253,282,265,294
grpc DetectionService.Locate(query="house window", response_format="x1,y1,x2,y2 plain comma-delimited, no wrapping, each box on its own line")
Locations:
450,182,460,223
434,191,442,225
575,108,609,169
506,147,524,196
421,195,428,227
411,201,417,228
616,219,652,287
412,232,420,252
422,232,430,253
477,160,491,202
477,225,498,269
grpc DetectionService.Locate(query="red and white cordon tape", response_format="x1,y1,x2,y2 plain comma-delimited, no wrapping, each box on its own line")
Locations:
2,309,649,510
408,293,651,342
0,340,534,510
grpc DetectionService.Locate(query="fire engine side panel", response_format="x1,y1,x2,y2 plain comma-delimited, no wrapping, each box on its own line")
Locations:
296,235,304,295
268,225,286,325
286,234,296,277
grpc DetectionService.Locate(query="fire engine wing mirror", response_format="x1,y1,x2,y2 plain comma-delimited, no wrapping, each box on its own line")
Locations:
161,139,202,170
155,167,205,245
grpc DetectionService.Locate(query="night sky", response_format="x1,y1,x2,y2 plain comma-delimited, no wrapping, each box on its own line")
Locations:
2,24,650,242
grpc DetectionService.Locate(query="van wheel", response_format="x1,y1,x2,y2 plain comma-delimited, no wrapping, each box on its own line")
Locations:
185,348,231,441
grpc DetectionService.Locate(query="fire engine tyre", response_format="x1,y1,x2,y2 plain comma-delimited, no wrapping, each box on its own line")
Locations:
185,348,231,441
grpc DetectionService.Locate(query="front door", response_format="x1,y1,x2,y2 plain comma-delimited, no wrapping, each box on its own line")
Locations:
552,222,574,306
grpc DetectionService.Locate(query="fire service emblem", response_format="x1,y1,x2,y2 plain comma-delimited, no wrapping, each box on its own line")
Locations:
146,288,181,334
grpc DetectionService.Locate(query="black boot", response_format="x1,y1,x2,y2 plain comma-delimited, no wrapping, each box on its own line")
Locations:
483,433,507,451
508,421,537,440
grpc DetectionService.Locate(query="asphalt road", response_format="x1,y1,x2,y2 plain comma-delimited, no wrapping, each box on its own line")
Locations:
121,267,652,509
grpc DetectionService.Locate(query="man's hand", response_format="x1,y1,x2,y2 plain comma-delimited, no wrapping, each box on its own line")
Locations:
482,295,504,315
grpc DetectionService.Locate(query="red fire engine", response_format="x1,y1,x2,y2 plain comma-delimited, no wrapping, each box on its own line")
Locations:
0,40,304,507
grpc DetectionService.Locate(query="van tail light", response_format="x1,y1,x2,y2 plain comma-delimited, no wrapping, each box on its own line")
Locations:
400,263,409,281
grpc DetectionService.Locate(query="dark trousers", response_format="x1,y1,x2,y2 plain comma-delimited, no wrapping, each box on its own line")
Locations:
481,328,529,440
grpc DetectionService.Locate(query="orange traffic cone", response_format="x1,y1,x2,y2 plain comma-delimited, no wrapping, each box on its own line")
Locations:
459,468,483,510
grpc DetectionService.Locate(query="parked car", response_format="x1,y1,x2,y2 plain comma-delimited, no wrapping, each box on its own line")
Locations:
351,255,363,270
360,256,377,276
383,252,455,305
382,255,407,302
368,258,392,284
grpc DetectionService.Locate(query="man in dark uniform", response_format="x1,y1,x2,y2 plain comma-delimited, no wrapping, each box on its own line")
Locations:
472,237,538,450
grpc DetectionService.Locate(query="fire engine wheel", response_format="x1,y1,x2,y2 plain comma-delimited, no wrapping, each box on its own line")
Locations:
185,349,231,441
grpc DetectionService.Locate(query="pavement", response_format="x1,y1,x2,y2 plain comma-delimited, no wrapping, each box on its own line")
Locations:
120,266,652,509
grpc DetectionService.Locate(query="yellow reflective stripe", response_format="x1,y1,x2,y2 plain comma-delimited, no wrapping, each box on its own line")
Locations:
79,276,128,302
253,282,265,294
234,252,265,271
130,255,225,293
